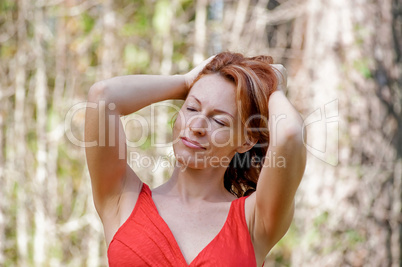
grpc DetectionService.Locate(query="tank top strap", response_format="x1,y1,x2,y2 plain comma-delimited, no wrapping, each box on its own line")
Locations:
227,195,250,231
140,182,151,195
136,182,155,211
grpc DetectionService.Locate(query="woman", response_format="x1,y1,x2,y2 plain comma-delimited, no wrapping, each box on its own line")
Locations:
85,52,306,266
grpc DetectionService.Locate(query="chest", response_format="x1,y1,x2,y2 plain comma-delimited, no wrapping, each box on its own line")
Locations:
152,196,232,264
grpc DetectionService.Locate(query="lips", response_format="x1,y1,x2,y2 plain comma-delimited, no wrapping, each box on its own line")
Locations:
180,137,206,150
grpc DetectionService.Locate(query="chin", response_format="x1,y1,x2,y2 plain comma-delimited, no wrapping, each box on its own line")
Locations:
179,161,205,170
173,152,204,170
172,147,209,170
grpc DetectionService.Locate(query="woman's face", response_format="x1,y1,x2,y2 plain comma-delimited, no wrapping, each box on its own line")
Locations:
172,73,249,169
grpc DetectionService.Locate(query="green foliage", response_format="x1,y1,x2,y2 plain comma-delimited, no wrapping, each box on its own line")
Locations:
46,107,60,132
48,244,63,265
345,229,365,246
267,223,298,266
178,0,194,15
3,188,17,266
168,112,178,129
57,143,84,186
118,2,153,37
120,18,150,37
124,44,150,73
0,43,17,59
153,0,172,34
27,130,38,154
313,210,329,227
0,0,16,13
353,59,372,79
80,12,95,34
139,134,152,150
121,22,140,37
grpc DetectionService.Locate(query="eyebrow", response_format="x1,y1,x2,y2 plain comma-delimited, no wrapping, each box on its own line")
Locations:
188,95,234,119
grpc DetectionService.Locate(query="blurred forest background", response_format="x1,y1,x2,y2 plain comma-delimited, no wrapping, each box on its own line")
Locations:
0,0,401,266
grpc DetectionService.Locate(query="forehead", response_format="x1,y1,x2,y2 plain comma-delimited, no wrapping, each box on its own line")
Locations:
188,74,237,111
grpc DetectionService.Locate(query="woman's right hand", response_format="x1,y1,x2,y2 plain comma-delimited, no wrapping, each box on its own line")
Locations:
184,55,216,92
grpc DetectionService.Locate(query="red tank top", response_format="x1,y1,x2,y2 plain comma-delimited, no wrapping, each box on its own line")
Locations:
108,183,257,266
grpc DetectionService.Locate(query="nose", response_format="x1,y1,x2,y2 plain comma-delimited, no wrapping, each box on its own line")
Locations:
188,116,208,136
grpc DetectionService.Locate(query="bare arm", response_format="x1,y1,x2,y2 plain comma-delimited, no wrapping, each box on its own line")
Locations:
85,75,187,220
251,66,307,250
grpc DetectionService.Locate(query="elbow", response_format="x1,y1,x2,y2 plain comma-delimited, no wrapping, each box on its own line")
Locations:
88,81,109,102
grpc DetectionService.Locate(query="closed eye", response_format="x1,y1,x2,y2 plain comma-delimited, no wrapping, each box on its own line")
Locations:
186,107,226,126
214,119,225,126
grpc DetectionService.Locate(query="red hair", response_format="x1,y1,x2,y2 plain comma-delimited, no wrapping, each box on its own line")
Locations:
191,52,278,197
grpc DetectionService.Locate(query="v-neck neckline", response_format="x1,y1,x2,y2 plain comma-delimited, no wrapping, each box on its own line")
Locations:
149,188,237,266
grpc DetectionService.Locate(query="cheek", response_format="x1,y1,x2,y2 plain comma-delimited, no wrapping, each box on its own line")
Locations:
211,124,244,148
173,111,184,135
209,127,235,148
212,128,231,142
173,108,198,135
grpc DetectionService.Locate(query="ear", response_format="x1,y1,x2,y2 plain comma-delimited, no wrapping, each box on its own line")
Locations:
236,136,258,154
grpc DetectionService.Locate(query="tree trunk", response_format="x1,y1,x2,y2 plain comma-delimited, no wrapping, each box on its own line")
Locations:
33,2,48,265
14,0,29,265
290,0,402,265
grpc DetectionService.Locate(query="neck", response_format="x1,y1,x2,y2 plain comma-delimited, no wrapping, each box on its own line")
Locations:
162,163,236,203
